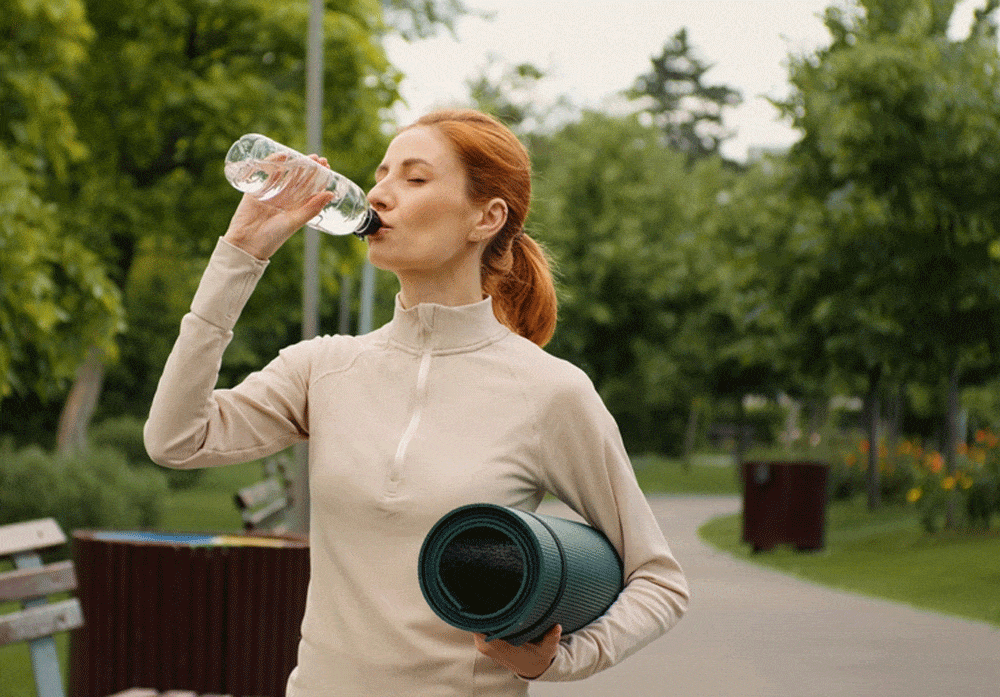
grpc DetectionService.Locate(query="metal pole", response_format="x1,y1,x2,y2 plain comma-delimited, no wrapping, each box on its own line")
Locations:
292,0,324,535
359,261,375,334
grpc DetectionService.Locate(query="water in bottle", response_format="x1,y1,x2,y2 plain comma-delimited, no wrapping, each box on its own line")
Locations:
224,133,381,238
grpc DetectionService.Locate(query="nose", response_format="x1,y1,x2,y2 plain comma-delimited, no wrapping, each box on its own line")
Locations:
367,179,391,211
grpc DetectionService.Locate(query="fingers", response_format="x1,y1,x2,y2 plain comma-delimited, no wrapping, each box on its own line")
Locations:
472,625,562,680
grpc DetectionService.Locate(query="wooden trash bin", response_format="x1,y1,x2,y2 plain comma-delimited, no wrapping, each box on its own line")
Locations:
742,461,829,552
70,530,308,697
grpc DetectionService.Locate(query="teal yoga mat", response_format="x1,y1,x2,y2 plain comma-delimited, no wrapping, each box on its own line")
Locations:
418,503,623,646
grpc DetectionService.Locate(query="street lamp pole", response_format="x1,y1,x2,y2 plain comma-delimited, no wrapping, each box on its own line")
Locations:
291,0,324,535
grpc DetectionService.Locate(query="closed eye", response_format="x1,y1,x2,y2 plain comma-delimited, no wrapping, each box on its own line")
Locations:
408,178,427,184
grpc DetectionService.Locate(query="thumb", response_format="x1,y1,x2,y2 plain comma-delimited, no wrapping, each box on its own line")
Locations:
539,624,562,650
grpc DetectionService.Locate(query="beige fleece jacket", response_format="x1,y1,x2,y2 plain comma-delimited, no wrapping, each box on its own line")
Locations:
145,238,689,697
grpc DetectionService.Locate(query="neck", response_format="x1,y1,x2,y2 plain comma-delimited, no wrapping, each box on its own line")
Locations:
396,269,485,309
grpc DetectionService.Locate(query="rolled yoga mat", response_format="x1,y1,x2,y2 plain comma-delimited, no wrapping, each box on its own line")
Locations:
418,503,624,646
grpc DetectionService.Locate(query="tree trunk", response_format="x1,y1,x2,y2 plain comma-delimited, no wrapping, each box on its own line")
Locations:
864,388,881,511
944,365,961,529
885,384,903,460
682,397,702,472
56,347,106,452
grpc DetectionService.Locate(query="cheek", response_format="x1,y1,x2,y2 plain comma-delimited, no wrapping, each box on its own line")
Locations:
409,192,469,231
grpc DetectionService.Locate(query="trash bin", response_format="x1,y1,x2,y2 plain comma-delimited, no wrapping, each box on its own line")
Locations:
742,461,829,552
70,530,309,697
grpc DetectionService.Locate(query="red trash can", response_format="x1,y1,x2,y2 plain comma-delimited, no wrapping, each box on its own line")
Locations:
742,461,829,552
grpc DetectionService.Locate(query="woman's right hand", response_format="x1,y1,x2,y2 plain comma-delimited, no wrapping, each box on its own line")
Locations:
223,154,336,260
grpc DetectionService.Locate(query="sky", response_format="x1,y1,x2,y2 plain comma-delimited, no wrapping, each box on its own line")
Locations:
383,0,988,162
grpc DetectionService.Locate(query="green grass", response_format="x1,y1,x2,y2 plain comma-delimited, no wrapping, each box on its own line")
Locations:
633,453,740,495
159,460,265,531
699,496,1000,627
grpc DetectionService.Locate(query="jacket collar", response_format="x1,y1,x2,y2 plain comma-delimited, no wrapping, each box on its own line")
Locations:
386,294,510,353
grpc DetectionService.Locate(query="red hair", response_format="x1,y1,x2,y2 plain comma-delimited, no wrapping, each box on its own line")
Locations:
406,109,557,347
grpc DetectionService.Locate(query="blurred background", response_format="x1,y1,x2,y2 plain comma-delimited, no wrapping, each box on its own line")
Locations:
2,2,1000,688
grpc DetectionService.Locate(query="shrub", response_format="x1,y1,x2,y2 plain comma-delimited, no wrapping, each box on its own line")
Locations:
90,415,203,489
904,430,1000,532
0,440,168,533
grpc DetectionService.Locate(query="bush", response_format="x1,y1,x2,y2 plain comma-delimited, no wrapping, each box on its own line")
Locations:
904,430,1000,532
0,441,168,534
90,415,203,489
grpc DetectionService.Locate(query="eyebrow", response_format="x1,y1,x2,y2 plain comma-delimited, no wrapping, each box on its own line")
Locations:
375,157,433,178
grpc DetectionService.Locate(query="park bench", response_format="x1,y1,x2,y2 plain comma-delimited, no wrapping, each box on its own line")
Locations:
233,454,293,533
0,517,83,697
0,518,261,697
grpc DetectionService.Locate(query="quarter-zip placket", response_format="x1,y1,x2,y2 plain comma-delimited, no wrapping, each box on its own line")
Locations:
386,327,434,496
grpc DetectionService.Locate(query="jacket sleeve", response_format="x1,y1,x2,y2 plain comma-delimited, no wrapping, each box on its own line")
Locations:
528,366,690,682
143,238,309,469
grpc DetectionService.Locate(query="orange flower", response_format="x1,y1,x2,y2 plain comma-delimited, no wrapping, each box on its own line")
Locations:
926,452,945,474
906,487,922,503
942,476,956,491
976,428,988,444
859,439,870,454
846,454,857,468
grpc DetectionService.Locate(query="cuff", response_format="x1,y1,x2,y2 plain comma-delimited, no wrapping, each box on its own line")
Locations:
189,237,269,330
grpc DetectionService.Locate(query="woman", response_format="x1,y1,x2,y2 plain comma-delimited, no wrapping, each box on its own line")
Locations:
145,109,688,696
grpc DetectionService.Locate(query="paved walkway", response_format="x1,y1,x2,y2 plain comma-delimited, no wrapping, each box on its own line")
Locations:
531,496,1000,697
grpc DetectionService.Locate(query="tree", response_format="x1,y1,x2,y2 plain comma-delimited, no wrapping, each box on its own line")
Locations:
0,0,403,448
383,0,472,39
0,0,123,404
530,111,739,454
776,0,1000,513
628,28,742,162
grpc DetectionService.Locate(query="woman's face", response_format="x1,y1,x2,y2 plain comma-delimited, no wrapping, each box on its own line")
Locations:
365,125,486,281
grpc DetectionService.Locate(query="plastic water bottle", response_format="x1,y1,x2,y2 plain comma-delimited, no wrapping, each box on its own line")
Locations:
224,133,381,238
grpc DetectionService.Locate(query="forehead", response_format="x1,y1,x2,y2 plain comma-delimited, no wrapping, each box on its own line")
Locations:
379,125,459,170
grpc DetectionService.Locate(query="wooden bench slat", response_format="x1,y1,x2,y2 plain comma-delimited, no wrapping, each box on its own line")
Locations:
235,478,285,508
244,497,289,527
0,598,83,646
0,518,66,556
0,560,77,601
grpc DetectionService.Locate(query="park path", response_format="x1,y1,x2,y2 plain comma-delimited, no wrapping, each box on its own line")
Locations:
531,495,1000,697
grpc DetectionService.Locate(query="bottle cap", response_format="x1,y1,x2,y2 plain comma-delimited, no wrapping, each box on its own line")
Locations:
354,209,383,239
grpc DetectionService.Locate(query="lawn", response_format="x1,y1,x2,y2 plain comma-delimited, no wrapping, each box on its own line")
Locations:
698,496,1000,628
632,452,740,495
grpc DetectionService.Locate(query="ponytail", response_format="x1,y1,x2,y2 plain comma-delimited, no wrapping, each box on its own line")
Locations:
482,232,557,347
409,109,558,347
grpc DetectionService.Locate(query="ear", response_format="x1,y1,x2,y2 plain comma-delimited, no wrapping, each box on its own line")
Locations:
469,198,508,242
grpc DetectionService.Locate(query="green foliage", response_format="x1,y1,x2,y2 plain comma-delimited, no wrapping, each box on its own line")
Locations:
0,0,123,401
383,0,472,39
0,440,168,533
89,414,204,490
0,147,123,400
628,28,743,161
532,111,739,454
0,0,92,180
776,0,1000,393
1,0,405,441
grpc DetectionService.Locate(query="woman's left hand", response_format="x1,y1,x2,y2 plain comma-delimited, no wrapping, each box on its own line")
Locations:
473,624,562,679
